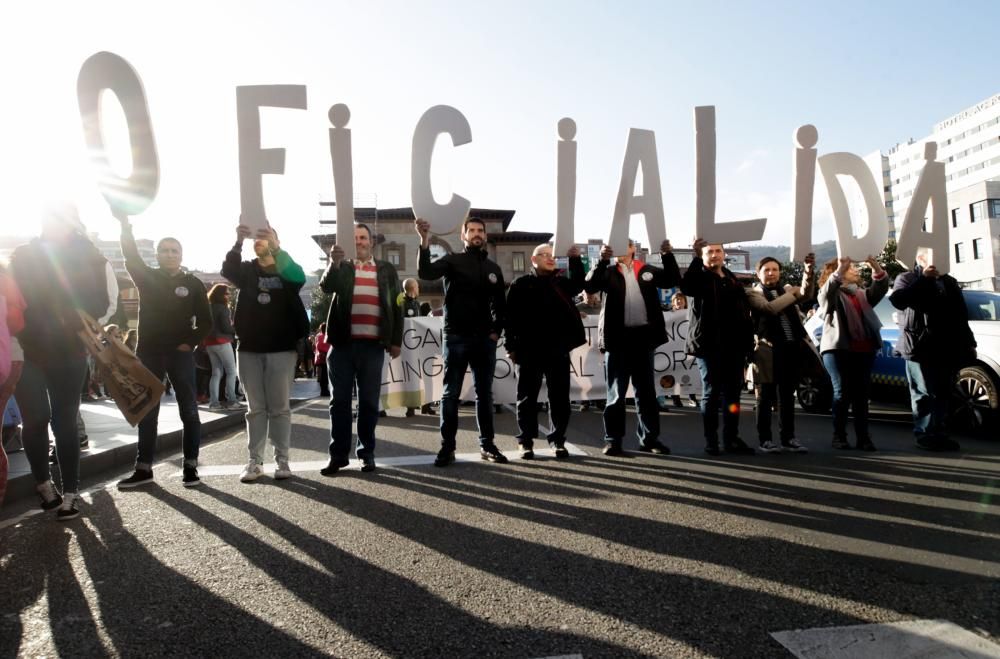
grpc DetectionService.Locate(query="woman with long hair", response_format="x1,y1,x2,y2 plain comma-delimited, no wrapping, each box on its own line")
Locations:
816,255,889,451
204,283,241,410
9,204,118,519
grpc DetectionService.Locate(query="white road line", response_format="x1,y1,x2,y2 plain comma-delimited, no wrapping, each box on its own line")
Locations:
170,442,591,478
772,619,1000,658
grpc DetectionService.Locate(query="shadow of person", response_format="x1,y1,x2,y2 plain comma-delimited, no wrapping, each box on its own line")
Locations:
72,489,325,657
149,484,649,658
0,519,104,657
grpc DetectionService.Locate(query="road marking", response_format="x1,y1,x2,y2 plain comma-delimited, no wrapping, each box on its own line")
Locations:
170,443,590,478
772,619,1000,658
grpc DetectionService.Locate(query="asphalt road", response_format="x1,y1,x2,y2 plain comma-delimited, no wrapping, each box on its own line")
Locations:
2,400,998,658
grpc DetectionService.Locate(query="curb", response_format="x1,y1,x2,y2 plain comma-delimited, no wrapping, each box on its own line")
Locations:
4,397,315,506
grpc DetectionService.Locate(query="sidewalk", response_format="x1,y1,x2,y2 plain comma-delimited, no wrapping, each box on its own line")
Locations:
3,379,321,505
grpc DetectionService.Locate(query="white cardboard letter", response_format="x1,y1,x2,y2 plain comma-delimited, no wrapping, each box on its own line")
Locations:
694,106,767,244
236,85,307,232
328,104,356,261
554,117,577,253
895,142,951,274
608,128,666,255
791,125,818,262
77,51,159,219
411,105,472,235
817,151,889,259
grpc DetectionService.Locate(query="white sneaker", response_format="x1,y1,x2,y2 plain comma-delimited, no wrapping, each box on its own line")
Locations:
781,439,809,453
208,403,224,411
274,460,292,480
759,440,782,454
240,460,263,483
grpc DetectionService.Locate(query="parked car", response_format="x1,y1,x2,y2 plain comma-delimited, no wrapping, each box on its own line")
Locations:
797,290,1000,433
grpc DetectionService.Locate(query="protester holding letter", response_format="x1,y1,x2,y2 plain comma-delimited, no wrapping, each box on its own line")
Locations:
681,239,755,456
204,284,240,411
10,204,117,520
223,223,308,482
747,254,816,453
318,224,402,475
816,256,889,451
584,238,680,456
506,243,586,459
890,249,975,452
116,219,211,489
415,216,508,467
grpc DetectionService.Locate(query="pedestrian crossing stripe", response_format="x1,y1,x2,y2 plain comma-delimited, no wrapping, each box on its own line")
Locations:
871,372,907,386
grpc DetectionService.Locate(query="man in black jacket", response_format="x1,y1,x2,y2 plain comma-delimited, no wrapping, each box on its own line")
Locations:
681,239,756,456
890,248,976,451
116,218,212,488
506,243,586,459
319,224,402,474
584,238,680,456
416,216,507,467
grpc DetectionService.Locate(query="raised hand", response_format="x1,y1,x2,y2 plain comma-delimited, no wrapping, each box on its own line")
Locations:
236,224,252,241
330,243,346,264
837,256,852,274
414,218,431,246
660,239,672,253
803,252,815,268
599,245,614,262
865,255,883,275
567,245,580,259
692,237,708,258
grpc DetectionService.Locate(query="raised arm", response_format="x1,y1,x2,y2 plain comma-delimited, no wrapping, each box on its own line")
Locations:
584,244,613,294
222,224,251,288
118,218,152,285
651,241,681,289
415,217,450,281
561,247,586,297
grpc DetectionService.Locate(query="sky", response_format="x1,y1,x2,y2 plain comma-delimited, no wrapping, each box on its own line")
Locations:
1,0,997,271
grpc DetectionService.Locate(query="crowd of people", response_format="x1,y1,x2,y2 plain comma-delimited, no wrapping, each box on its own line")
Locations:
0,206,978,521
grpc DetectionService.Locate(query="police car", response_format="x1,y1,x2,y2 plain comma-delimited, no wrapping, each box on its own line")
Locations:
798,290,1000,433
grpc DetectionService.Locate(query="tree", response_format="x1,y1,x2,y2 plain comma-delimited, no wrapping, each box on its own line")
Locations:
859,239,906,286
310,287,331,331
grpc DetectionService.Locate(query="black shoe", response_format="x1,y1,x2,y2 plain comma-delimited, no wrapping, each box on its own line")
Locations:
360,457,376,473
320,457,350,476
637,440,671,455
517,444,534,460
118,469,154,489
602,443,623,457
405,408,415,417
553,444,569,459
916,436,960,452
832,437,852,450
56,493,80,521
480,445,509,464
434,449,455,467
420,404,434,415
856,439,877,452
182,467,201,487
36,481,62,511
378,410,387,418
723,438,755,455
704,444,722,456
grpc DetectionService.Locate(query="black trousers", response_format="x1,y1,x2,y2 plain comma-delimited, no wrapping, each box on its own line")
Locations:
515,351,571,447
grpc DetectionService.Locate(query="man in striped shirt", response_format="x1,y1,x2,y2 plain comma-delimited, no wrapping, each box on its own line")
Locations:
318,224,403,475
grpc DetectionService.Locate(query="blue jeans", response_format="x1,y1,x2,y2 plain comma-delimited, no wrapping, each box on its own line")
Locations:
603,336,660,447
905,360,955,440
696,354,745,445
206,342,238,406
16,357,88,492
136,346,201,468
329,341,385,460
440,334,496,451
822,350,875,442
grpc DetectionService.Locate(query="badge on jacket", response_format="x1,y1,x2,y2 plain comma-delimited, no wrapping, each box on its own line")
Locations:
641,272,653,282
175,286,189,297
257,293,271,305
488,273,498,284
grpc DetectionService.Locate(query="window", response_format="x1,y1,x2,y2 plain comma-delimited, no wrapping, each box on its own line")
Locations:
512,252,525,272
955,242,966,264
952,208,961,227
971,201,985,223
973,238,984,260
387,249,400,266
989,200,1000,218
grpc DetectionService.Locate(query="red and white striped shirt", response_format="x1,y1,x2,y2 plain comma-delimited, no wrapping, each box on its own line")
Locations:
351,261,381,339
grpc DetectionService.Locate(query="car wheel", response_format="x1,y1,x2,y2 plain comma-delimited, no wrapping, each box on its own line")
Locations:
797,374,832,413
951,365,1000,434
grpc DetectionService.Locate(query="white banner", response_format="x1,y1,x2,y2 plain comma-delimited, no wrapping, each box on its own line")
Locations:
380,311,701,409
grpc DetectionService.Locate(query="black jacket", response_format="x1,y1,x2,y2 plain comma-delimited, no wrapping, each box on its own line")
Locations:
680,257,753,358
319,259,403,349
400,295,427,319
222,246,308,353
889,267,976,364
121,225,211,351
418,245,505,338
506,257,586,360
10,235,111,363
584,252,680,351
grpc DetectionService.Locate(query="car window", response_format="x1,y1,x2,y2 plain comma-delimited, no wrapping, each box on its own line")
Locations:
874,298,898,326
964,291,1000,321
